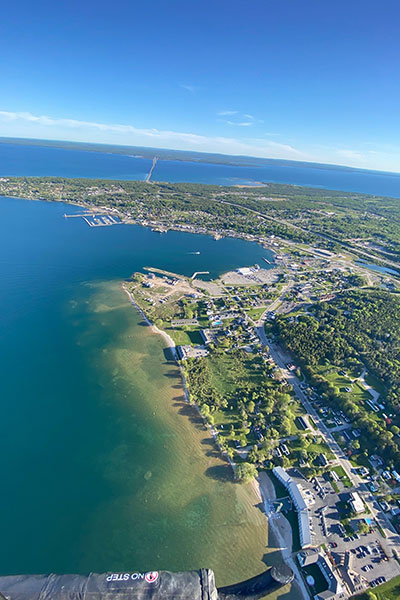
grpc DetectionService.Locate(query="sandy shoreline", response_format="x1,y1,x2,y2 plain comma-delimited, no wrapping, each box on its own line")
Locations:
121,283,239,457
257,472,309,600
122,282,302,594
122,284,178,353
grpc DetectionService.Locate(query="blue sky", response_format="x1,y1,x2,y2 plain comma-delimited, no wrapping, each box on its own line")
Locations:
1,0,399,171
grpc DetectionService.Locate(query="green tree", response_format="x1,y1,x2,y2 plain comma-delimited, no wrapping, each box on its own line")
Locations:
248,445,259,463
357,521,370,535
235,462,258,483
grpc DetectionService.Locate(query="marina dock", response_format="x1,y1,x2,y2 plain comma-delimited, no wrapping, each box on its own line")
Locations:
64,213,123,227
191,271,210,280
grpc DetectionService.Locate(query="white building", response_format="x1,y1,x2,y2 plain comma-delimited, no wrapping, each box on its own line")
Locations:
273,466,311,548
236,267,252,276
349,492,364,514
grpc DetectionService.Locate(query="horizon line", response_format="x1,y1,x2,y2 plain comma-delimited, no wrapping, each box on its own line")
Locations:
1,135,400,177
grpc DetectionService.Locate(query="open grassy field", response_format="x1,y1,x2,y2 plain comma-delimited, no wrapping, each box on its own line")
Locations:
289,436,335,461
167,327,203,346
319,367,373,402
245,306,267,320
365,372,386,396
332,465,352,488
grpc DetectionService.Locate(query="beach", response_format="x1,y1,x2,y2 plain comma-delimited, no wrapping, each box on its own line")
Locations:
257,472,308,600
122,282,303,599
123,284,178,355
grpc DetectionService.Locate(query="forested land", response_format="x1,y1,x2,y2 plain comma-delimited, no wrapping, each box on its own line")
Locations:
182,347,299,461
273,290,400,467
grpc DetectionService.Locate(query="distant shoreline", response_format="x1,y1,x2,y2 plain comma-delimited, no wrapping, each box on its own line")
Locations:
2,136,400,176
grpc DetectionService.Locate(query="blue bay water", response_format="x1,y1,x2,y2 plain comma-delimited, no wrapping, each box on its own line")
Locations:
0,195,272,582
1,142,400,197
2,139,399,587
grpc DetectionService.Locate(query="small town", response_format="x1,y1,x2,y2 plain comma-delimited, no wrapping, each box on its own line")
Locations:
125,232,400,600
2,3,400,600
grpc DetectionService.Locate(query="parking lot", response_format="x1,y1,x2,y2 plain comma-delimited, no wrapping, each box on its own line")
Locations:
287,468,344,547
286,468,400,594
334,536,400,589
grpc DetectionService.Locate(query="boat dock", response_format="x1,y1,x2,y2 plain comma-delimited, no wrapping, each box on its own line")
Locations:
64,213,123,227
191,271,209,280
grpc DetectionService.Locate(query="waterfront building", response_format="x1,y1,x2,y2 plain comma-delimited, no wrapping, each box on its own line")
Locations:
297,548,343,600
177,345,209,360
273,466,311,548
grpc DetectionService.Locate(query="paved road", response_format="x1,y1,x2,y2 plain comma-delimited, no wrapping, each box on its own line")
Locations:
251,282,293,328
255,324,400,563
356,368,380,403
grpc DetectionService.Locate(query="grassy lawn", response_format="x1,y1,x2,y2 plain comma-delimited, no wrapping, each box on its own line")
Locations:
316,365,373,406
331,481,340,493
351,381,373,403
201,350,278,446
332,465,353,488
167,327,203,346
333,431,346,449
365,372,386,396
341,517,354,535
307,440,336,461
302,563,328,595
349,453,371,470
322,368,352,388
289,403,308,434
246,307,266,320
289,436,334,460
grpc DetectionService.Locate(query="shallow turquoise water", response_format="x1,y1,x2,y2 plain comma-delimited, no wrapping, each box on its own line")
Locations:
0,196,271,579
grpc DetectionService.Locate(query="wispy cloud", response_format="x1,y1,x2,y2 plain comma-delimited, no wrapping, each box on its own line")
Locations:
179,84,200,94
335,149,365,162
217,110,265,127
225,120,253,127
3,110,399,171
0,109,307,161
217,110,239,116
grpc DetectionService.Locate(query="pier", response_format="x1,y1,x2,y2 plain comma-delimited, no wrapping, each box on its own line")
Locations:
191,271,209,280
64,213,123,227
145,156,158,183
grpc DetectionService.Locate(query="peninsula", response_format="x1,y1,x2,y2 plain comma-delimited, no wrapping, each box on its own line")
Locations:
2,175,400,599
